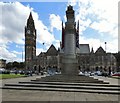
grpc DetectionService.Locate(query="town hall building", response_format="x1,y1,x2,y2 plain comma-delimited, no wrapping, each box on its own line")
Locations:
25,6,117,74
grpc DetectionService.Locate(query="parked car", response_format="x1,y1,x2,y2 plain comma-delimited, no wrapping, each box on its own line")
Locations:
79,71,84,76
94,71,102,76
84,71,90,76
19,70,25,75
25,70,32,76
0,68,5,74
90,72,95,76
10,70,18,74
112,72,120,76
40,71,44,75
101,72,108,77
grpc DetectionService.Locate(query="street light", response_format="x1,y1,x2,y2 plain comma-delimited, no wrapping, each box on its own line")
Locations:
105,42,107,53
43,43,45,51
105,42,107,69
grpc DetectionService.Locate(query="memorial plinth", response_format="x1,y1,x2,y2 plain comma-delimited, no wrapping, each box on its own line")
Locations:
61,54,78,75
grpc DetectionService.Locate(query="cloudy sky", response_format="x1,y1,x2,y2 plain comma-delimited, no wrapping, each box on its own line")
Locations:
0,0,119,62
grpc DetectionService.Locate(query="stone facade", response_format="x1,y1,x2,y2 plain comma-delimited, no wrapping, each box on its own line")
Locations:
25,6,117,73
78,46,117,73
0,59,6,68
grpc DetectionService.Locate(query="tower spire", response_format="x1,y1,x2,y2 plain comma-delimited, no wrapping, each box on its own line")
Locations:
27,12,35,30
62,21,65,49
77,20,79,32
28,12,33,20
62,20,63,28
76,20,79,48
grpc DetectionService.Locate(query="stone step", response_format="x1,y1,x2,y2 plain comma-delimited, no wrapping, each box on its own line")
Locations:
34,75,109,84
19,81,120,87
4,83,120,91
2,85,120,95
39,75,99,81
31,79,109,84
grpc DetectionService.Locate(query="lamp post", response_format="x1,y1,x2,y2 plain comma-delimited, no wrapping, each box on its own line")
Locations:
104,42,107,70
105,42,107,53
42,43,45,70
43,43,45,51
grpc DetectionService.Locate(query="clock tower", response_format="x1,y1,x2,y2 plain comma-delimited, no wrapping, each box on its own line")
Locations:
25,12,36,70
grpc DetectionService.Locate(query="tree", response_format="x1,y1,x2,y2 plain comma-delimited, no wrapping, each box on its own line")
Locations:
6,62,13,69
12,61,19,69
6,61,25,70
19,62,25,69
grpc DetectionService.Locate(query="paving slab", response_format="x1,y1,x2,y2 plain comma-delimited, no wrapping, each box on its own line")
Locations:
1,75,45,87
92,76,119,85
1,75,120,102
2,89,119,101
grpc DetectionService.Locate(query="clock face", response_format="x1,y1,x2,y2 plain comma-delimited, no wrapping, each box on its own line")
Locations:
27,30,30,34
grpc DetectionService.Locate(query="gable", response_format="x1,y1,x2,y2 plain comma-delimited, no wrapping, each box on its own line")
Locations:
46,44,58,56
95,46,106,54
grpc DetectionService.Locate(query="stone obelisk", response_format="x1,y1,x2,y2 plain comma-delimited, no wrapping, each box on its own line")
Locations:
61,5,78,75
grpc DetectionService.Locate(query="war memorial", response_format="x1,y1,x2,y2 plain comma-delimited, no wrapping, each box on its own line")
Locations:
1,5,119,102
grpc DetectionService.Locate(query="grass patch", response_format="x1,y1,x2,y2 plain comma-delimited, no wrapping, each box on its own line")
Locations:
0,74,26,79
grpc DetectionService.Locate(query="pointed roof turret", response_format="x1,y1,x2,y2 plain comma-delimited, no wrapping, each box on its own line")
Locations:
62,21,65,49
95,46,106,54
91,47,94,53
77,20,79,31
76,20,79,48
62,20,63,25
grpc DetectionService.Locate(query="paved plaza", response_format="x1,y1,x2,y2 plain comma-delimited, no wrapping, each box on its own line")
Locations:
0,75,119,102
1,89,119,101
